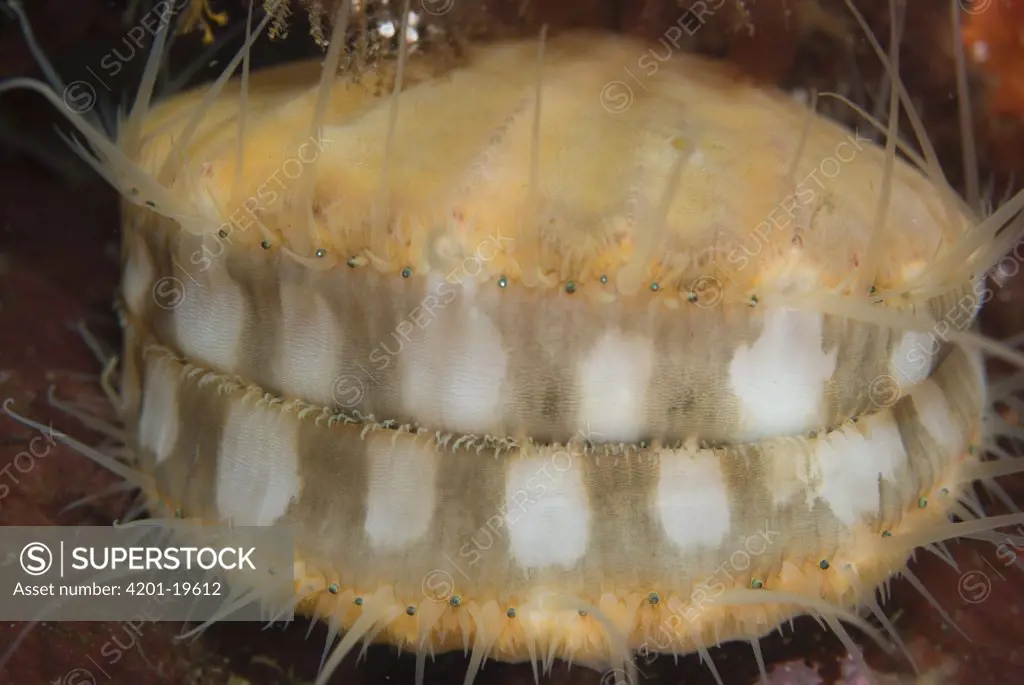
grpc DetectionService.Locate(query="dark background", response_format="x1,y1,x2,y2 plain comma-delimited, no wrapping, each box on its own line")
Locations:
1,1,1023,683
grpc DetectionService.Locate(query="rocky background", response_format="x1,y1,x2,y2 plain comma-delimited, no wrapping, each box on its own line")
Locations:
1,1,1023,684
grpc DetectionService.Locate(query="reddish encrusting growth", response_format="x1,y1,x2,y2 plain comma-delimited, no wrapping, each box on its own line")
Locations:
962,0,1024,118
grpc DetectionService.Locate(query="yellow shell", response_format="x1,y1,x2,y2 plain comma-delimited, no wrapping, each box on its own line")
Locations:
4,3,1024,684
115,25,999,675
